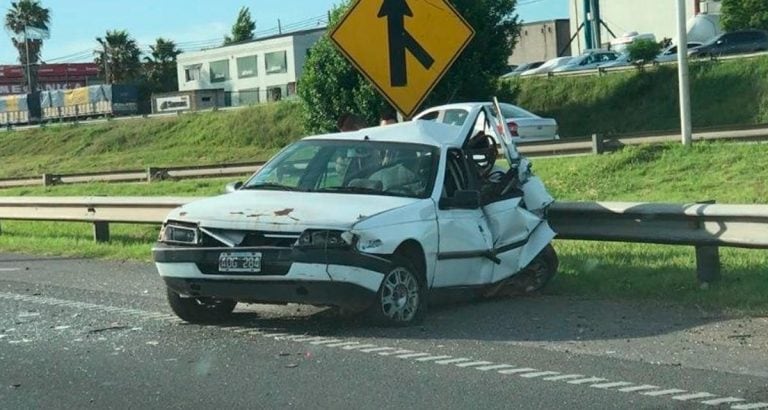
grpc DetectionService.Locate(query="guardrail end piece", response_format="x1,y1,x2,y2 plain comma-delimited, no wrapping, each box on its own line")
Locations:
696,245,721,284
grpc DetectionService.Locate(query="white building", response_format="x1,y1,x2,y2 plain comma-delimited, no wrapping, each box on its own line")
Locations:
569,0,722,55
176,28,324,106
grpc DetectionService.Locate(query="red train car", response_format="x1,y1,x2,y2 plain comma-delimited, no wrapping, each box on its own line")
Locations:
0,63,100,95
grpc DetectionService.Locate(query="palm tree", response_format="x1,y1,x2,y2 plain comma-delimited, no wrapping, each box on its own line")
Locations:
4,0,51,93
95,30,142,84
144,38,182,92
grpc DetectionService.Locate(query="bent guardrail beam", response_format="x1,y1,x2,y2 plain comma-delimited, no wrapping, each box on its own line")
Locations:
1,197,767,283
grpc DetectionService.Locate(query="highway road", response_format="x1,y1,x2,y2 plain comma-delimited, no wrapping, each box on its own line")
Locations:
1,253,767,409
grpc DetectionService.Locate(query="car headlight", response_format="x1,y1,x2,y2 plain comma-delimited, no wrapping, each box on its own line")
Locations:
295,230,355,249
159,223,200,245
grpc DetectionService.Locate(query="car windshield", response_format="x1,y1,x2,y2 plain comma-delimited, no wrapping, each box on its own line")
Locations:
243,140,439,199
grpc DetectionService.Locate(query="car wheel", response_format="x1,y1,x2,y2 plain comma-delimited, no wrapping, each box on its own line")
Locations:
369,256,427,326
510,244,559,294
166,287,237,324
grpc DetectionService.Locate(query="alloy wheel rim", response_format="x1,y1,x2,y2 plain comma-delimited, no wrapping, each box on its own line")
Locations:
381,267,419,322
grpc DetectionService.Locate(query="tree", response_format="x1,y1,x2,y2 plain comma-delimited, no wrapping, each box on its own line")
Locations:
95,30,142,84
4,0,50,93
626,39,663,70
721,0,768,32
144,37,182,93
298,0,521,133
224,7,256,45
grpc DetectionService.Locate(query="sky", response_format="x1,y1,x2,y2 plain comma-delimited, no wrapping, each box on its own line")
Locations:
0,0,569,64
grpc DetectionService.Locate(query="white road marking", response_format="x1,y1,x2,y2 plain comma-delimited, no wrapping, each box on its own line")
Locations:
732,403,768,410
475,364,517,372
414,355,453,362
567,377,607,385
342,344,379,351
0,268,20,272
454,361,494,368
519,371,561,379
395,352,431,359
671,392,717,401
359,347,396,353
261,333,290,338
642,389,688,397
290,336,329,342
324,341,360,348
618,385,659,393
434,357,472,365
378,349,413,356
591,382,635,389
701,397,746,406
543,374,585,381
498,367,538,375
309,339,341,345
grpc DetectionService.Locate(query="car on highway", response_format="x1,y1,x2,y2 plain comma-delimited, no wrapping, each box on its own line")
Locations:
501,61,544,78
688,30,768,58
153,106,558,326
551,49,620,73
520,56,574,76
414,102,559,143
655,42,703,63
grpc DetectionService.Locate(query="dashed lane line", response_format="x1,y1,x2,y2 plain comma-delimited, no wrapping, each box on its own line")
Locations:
672,392,718,401
1,290,765,410
732,404,768,410
702,397,748,406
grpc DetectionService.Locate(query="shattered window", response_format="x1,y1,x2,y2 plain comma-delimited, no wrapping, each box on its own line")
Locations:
244,140,439,199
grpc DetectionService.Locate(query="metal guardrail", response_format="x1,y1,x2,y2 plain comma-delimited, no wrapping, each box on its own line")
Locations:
1,123,767,188
1,197,767,283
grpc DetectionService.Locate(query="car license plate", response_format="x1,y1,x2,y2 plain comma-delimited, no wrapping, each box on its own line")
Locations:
218,252,262,273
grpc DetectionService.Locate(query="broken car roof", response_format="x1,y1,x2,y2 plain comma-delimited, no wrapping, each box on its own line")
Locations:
303,120,466,148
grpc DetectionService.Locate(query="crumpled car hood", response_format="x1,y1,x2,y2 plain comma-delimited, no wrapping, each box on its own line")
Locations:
166,190,419,231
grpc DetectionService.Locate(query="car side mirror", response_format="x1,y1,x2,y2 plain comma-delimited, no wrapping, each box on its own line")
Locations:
225,181,243,193
440,190,481,210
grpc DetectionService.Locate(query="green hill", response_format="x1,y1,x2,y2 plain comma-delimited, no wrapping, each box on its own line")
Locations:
508,56,768,137
0,102,305,179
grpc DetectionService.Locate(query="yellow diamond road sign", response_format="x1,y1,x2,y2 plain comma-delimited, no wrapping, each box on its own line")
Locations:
330,0,475,118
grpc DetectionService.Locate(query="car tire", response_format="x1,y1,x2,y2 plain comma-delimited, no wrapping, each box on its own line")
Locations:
166,287,237,324
368,256,427,327
510,244,559,294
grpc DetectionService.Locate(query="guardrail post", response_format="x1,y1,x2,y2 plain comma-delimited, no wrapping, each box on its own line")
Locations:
42,174,56,187
147,167,168,183
93,222,110,242
592,134,605,155
696,245,721,284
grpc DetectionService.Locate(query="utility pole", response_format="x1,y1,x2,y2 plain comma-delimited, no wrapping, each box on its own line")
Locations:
677,0,692,146
24,25,33,93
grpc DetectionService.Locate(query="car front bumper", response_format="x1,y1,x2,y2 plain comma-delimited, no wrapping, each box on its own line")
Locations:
153,243,390,310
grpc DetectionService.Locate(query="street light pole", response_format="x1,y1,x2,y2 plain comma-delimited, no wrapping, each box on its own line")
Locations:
677,0,693,146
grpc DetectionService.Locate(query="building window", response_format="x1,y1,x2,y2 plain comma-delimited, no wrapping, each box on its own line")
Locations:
267,86,282,102
184,65,201,82
209,59,230,83
237,55,258,78
265,51,288,74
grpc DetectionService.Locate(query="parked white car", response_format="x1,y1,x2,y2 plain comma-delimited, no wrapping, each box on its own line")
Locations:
414,102,559,143
153,105,558,326
551,50,620,72
520,57,574,76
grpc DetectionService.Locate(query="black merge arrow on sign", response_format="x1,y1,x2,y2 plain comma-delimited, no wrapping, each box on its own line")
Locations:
378,0,435,87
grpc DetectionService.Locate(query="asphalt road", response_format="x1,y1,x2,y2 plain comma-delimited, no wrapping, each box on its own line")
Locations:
1,253,767,409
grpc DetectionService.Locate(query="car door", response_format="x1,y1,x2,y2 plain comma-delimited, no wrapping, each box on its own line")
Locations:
433,149,494,288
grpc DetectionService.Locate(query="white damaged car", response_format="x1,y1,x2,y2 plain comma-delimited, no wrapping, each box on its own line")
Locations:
153,103,558,326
